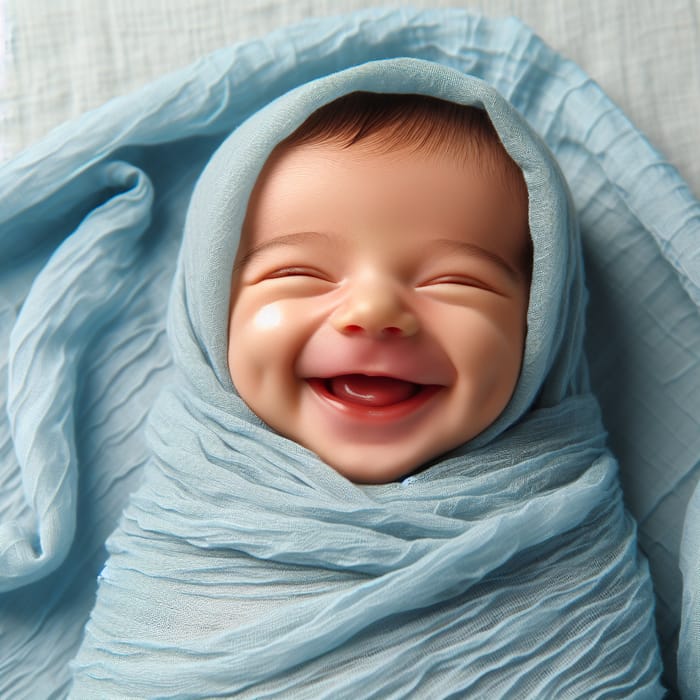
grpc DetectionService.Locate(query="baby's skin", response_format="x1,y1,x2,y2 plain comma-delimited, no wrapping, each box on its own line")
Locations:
228,135,530,483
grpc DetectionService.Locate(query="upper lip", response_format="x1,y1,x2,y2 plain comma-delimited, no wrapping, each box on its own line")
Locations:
296,338,455,386
302,365,450,386
308,371,439,387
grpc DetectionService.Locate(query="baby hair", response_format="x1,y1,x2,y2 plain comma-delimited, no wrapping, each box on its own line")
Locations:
278,91,528,203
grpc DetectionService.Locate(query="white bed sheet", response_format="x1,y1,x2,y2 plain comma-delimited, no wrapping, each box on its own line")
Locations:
2,0,699,200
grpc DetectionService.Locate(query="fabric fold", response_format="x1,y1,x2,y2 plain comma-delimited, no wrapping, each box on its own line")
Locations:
2,162,153,591
66,58,664,697
0,7,697,698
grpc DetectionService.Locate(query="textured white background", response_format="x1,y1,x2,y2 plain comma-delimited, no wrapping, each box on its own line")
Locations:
1,0,699,195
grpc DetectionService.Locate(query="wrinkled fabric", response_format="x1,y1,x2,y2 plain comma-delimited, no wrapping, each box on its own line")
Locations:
0,7,697,699
64,58,663,697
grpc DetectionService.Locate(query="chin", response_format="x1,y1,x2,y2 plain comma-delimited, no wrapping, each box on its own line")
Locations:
312,429,481,484
315,447,430,485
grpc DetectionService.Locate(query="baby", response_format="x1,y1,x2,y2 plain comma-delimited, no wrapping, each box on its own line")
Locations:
69,60,663,697
228,92,531,483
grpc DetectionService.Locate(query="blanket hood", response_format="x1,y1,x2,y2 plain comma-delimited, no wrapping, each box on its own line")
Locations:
174,58,586,448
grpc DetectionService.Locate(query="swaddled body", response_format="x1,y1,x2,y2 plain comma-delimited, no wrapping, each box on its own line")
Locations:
70,60,663,698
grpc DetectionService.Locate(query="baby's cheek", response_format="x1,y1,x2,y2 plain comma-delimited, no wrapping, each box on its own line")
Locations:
252,302,283,331
450,315,522,391
228,299,306,431
230,300,283,351
228,300,293,386
480,326,524,407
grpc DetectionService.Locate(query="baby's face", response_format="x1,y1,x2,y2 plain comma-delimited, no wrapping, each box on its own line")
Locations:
228,139,530,483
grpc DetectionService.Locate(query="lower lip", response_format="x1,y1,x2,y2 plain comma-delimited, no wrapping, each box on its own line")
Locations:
306,378,442,424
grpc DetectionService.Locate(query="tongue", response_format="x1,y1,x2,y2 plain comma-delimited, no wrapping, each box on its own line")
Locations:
328,374,420,407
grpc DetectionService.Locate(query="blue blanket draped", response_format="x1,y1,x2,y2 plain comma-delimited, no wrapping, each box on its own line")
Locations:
0,8,698,699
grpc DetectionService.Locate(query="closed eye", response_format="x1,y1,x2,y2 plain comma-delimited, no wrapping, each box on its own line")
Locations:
421,275,496,292
265,266,333,282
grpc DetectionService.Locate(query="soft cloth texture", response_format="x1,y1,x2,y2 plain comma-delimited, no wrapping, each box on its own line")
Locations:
0,8,698,699
67,58,663,697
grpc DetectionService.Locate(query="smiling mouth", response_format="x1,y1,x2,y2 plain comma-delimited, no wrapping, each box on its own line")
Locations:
307,374,442,415
327,374,421,406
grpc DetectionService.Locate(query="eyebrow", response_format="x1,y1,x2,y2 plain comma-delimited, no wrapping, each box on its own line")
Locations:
232,231,332,275
232,231,523,280
432,239,521,280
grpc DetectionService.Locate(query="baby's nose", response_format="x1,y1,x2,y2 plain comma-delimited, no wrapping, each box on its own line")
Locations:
330,283,419,338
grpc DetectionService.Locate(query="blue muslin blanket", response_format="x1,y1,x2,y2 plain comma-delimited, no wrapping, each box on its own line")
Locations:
1,8,698,699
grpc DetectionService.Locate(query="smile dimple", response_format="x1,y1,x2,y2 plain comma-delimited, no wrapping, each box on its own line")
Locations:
325,374,421,407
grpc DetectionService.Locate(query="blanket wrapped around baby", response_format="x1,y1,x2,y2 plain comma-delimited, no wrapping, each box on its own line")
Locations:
65,58,664,696
1,8,698,699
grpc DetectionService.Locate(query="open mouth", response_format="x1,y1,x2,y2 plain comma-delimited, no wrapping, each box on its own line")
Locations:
307,374,442,416
322,374,421,406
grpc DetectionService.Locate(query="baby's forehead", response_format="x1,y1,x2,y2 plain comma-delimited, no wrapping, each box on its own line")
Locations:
256,103,528,211
239,135,531,279
261,92,528,211
237,94,531,277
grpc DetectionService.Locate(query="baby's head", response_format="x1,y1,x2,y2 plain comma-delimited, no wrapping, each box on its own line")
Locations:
228,92,531,483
